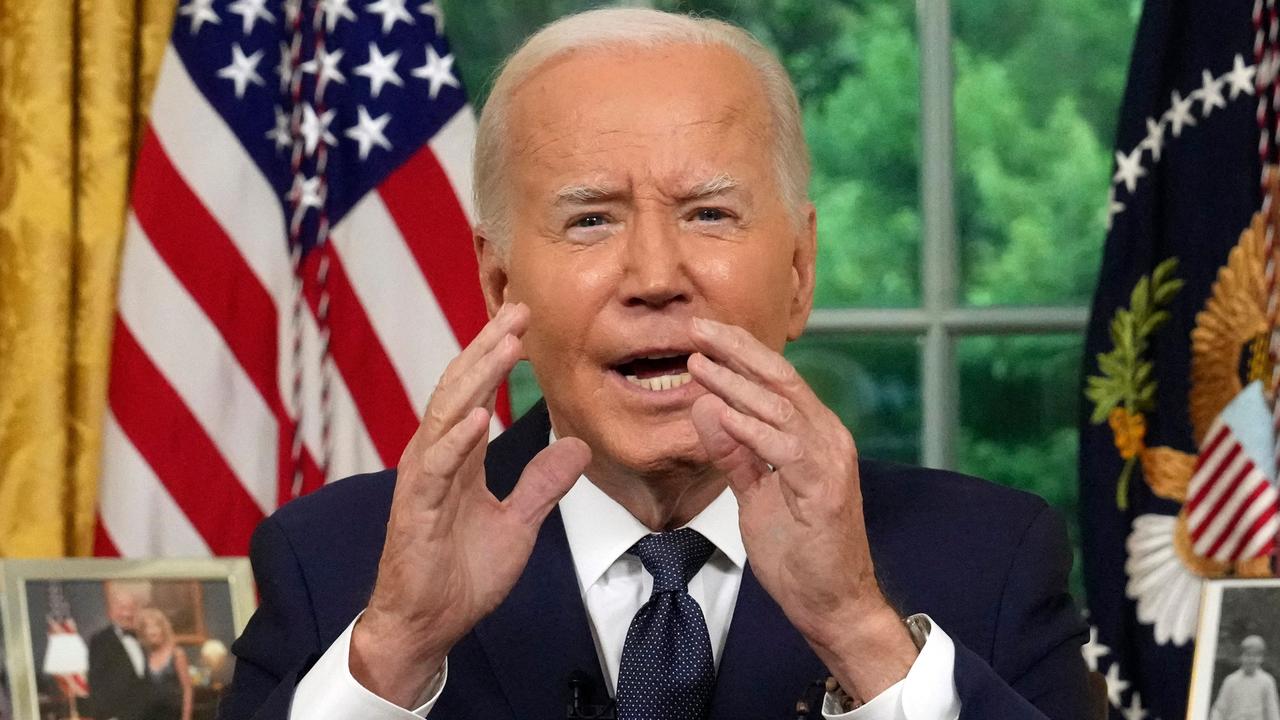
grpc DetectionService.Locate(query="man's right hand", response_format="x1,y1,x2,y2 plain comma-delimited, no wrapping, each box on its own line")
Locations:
348,303,591,708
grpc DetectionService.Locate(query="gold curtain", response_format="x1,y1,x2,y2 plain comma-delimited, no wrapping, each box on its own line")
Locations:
0,0,175,556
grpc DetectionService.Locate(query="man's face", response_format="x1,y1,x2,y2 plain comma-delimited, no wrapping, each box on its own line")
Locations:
105,586,138,630
480,43,815,477
1242,645,1265,674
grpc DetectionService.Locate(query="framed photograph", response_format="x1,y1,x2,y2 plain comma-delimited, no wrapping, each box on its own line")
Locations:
1,558,254,720
1,564,12,720
1187,578,1280,719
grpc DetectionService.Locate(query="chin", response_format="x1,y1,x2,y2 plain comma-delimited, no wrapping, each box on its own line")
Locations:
598,413,710,477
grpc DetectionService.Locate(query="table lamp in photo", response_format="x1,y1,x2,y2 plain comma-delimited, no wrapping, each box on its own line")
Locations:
43,623,89,720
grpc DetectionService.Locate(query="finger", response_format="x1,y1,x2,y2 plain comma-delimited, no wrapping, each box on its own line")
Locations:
420,332,523,442
717,404,807,475
687,352,802,432
504,437,592,525
690,394,769,496
690,317,817,410
414,407,492,507
453,302,530,372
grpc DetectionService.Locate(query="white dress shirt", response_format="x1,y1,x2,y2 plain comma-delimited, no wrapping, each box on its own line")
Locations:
114,625,146,678
290,476,961,720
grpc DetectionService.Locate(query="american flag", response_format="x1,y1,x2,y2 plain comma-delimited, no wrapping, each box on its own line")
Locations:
97,0,501,557
1184,381,1280,563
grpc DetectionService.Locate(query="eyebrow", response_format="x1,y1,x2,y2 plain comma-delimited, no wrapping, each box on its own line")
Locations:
553,173,742,206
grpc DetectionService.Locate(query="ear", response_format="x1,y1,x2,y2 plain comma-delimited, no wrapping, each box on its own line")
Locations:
474,229,510,318
786,203,817,341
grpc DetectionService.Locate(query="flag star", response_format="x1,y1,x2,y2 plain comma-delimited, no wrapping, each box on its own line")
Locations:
1226,54,1257,99
301,47,346,95
177,0,220,34
228,0,274,34
276,41,294,93
1166,90,1197,137
366,0,414,34
284,0,301,26
1140,117,1165,163
290,175,324,211
419,0,444,31
217,43,266,99
411,45,459,99
1105,186,1125,232
1196,69,1227,116
266,105,292,152
1113,147,1147,194
1104,663,1130,707
345,106,393,160
354,43,403,98
1121,692,1147,720
1081,627,1111,672
320,0,357,33
300,104,338,156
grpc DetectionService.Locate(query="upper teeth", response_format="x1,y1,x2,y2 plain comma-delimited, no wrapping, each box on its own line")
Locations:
625,372,692,391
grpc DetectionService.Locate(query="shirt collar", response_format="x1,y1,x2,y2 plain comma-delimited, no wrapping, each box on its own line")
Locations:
556,437,747,590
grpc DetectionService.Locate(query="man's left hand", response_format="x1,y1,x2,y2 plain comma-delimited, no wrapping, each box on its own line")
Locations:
687,317,918,701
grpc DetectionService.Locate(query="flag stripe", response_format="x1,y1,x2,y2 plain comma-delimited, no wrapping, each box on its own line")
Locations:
1185,424,1233,510
117,215,278,514
97,411,212,557
301,246,419,465
1189,453,1250,541
1187,443,1244,526
109,321,265,555
378,143,489,352
149,49,293,300
332,191,461,414
1202,479,1269,557
132,130,285,420
1224,492,1280,559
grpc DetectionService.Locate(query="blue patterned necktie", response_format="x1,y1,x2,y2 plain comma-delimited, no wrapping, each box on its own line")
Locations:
615,528,717,720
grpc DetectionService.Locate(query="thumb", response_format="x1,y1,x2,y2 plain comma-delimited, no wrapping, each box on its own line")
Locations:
505,437,591,525
691,394,768,495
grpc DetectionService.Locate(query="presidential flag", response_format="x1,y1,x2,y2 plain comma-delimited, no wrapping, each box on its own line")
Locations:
1080,1,1279,719
97,0,500,557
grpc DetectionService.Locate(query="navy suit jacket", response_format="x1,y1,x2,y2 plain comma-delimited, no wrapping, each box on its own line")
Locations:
220,402,1090,720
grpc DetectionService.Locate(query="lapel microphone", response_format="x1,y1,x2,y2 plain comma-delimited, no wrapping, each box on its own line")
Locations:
564,670,616,720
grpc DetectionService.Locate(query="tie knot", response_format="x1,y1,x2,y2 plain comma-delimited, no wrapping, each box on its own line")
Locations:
629,528,715,593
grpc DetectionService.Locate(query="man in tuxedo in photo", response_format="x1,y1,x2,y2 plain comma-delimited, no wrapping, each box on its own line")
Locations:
87,582,150,720
220,8,1091,719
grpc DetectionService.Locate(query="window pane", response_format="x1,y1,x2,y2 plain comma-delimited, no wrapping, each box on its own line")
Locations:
953,0,1138,306
786,334,920,464
958,334,1084,599
511,334,921,465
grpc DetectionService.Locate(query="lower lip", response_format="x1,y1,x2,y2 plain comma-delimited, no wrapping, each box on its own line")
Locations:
607,369,703,406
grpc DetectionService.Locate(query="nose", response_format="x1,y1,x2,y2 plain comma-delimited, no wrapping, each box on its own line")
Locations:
619,211,691,309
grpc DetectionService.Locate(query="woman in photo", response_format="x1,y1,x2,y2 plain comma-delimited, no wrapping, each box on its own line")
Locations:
137,608,193,720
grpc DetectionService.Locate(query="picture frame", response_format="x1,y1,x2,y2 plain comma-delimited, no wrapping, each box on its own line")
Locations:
1,558,254,720
1,563,12,720
1187,578,1280,719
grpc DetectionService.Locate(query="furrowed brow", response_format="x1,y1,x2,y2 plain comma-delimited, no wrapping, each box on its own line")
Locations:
680,173,741,201
554,183,628,205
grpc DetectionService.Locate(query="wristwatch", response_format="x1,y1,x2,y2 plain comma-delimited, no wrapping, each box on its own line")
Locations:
825,614,930,713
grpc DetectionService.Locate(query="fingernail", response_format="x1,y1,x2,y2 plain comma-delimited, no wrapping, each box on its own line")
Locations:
693,317,712,332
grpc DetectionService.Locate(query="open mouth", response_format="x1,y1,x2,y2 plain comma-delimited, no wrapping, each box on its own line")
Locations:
613,353,693,392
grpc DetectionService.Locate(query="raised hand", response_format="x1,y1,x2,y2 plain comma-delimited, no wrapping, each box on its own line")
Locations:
686,317,917,700
349,303,591,707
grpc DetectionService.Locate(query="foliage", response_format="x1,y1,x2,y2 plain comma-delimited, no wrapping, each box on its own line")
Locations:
1083,258,1183,508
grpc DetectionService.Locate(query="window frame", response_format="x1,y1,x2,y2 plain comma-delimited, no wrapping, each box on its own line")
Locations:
802,0,1090,470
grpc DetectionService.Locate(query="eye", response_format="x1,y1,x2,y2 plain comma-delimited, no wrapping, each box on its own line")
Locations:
571,214,609,228
692,207,728,222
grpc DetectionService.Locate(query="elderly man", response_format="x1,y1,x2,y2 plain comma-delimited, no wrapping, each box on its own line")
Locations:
221,8,1089,720
88,582,151,720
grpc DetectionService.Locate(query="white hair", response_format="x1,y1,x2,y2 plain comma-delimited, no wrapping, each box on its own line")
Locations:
472,7,811,249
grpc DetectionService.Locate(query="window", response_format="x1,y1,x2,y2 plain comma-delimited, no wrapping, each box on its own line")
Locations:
443,0,1139,599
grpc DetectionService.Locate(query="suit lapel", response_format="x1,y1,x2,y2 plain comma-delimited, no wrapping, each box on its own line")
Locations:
474,402,608,719
709,564,827,720
473,507,606,720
